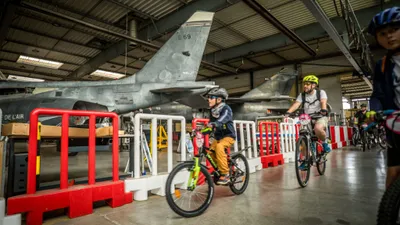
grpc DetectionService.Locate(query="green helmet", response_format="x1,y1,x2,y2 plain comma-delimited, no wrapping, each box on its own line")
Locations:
303,74,319,85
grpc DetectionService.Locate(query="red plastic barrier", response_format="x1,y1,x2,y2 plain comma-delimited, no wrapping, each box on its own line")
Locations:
258,122,283,168
295,124,300,141
347,127,353,143
192,118,210,156
340,126,347,147
7,108,132,225
192,119,210,185
329,126,338,149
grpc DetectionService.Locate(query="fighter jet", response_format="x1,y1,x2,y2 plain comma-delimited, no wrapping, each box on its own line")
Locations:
0,11,217,126
146,69,298,121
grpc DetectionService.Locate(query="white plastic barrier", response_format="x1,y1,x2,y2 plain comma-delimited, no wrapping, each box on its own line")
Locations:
279,118,298,163
124,113,187,201
233,120,262,173
0,198,21,225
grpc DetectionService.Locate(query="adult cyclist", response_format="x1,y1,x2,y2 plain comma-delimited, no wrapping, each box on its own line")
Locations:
355,104,379,145
354,103,368,127
204,87,236,185
285,75,331,170
367,6,400,188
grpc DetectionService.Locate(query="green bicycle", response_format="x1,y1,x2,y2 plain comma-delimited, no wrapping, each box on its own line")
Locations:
165,126,250,217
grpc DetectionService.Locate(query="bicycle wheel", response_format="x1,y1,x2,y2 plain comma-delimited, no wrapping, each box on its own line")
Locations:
295,135,311,187
377,177,400,225
362,133,367,152
352,131,358,146
165,161,214,217
229,153,250,195
379,132,387,149
316,143,326,176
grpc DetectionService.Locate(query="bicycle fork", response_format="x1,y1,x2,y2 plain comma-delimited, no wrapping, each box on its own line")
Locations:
188,157,201,191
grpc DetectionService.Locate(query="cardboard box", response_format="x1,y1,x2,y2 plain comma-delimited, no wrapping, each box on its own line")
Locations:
1,123,29,137
175,123,193,133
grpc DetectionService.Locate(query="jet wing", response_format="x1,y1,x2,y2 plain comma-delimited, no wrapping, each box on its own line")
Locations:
175,94,209,109
228,95,295,103
150,86,206,94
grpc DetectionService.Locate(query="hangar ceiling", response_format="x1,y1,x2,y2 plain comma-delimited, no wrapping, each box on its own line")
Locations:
0,0,396,99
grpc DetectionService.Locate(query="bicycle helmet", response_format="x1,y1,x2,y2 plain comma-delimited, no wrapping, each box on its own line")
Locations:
303,74,319,85
360,103,367,108
206,87,228,100
368,7,400,35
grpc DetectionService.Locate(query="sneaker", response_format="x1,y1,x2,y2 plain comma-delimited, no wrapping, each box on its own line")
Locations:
322,142,331,154
217,174,230,185
298,161,308,171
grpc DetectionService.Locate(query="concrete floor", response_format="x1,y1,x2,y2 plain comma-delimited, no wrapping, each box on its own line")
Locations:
31,145,388,225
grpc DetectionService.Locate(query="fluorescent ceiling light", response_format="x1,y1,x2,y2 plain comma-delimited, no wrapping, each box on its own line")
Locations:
7,75,44,82
17,55,63,69
90,70,126,79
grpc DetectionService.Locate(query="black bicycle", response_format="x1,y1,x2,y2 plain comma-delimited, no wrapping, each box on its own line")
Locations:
374,110,400,224
165,126,250,217
291,112,327,188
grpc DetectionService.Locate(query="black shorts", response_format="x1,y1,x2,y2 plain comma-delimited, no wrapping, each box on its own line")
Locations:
386,127,400,167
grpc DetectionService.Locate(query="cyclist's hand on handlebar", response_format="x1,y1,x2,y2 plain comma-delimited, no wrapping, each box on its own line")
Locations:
320,109,328,116
284,112,295,118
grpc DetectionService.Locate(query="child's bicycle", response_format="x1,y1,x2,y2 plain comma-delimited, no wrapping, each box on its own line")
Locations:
165,125,250,217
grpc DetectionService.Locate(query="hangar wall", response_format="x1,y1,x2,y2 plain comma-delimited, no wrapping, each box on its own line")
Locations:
318,76,343,114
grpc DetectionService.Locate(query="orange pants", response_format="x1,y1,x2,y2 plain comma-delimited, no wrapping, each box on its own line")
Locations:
209,137,235,175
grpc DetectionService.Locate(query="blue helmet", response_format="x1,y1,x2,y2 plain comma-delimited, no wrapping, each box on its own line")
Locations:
368,7,400,35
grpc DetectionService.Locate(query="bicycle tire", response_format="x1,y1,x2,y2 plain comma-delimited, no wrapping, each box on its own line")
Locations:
377,177,400,225
229,153,250,195
316,145,326,176
165,161,214,217
362,133,367,152
295,135,311,188
352,131,358,146
379,132,387,149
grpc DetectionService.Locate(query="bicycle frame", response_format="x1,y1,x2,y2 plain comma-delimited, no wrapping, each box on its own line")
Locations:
298,114,324,164
187,136,222,190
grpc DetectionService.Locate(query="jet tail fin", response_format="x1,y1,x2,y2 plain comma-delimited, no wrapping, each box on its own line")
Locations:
135,11,214,83
239,70,298,100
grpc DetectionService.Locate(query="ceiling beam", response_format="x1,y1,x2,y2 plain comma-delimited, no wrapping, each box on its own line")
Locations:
5,38,89,59
0,65,77,80
69,40,126,78
300,0,372,89
9,26,100,54
344,91,372,96
301,62,353,68
0,0,21,46
342,89,372,94
0,49,78,68
104,0,157,20
214,18,252,42
201,51,346,80
341,82,367,88
20,2,160,50
203,1,397,64
340,78,364,84
5,36,143,71
138,0,241,41
242,0,315,56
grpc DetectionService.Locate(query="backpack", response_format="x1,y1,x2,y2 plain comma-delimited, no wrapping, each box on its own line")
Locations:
301,89,321,109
